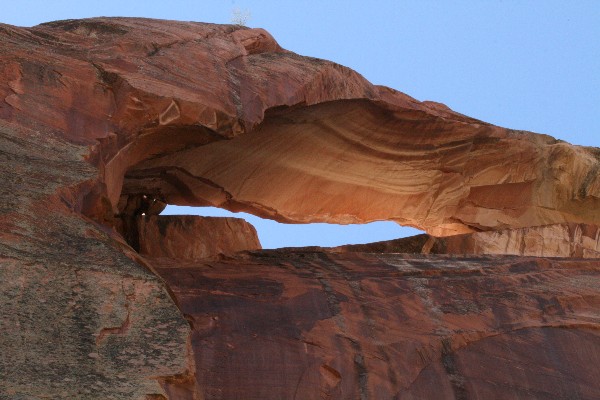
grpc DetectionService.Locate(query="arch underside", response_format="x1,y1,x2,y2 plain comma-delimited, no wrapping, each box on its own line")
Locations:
119,99,600,237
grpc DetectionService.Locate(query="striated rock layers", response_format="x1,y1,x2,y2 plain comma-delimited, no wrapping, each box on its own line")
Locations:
0,17,599,399
0,18,598,236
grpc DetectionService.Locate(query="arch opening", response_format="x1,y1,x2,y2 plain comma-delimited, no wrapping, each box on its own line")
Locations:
110,99,482,241
160,205,424,249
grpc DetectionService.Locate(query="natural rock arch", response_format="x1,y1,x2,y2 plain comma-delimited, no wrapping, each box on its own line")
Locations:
2,17,600,400
31,19,595,239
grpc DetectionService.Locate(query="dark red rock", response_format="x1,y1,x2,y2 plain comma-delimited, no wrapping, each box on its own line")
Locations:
0,120,191,398
153,251,600,400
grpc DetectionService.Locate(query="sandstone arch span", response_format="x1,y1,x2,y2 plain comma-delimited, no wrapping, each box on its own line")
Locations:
2,17,600,400
2,18,597,236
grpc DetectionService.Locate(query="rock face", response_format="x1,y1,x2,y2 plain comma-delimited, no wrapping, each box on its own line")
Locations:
335,223,600,258
0,120,191,399
1,18,598,236
0,17,599,399
153,251,600,400
133,105,600,236
137,215,261,260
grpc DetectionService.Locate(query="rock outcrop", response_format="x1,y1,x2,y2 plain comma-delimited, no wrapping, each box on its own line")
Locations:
137,215,261,260
334,223,600,258
1,18,598,237
0,120,191,399
153,251,600,400
0,17,599,399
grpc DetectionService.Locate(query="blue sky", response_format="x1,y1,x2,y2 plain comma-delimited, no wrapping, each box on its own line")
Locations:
4,1,599,248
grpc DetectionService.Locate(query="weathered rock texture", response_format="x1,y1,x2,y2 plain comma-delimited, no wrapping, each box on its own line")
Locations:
1,18,598,236
334,223,600,258
0,121,191,399
137,215,261,260
153,251,600,400
0,16,599,400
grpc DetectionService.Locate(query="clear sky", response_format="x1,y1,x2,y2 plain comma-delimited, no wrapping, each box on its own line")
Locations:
3,1,599,248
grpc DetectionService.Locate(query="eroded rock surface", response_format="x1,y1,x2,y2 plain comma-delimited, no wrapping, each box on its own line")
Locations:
335,223,600,258
0,121,191,399
153,251,600,400
0,18,598,236
0,16,599,400
137,215,261,260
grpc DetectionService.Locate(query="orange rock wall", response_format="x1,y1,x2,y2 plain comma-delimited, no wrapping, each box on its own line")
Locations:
430,223,600,258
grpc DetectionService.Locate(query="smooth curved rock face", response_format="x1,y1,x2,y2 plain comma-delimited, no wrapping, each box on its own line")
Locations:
153,251,600,400
1,17,599,400
128,102,600,236
137,215,261,260
1,18,598,236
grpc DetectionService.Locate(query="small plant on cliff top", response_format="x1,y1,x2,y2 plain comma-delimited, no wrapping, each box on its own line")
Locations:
231,8,251,26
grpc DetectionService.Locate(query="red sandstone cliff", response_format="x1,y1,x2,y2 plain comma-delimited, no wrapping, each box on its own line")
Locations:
0,17,599,399
154,251,600,400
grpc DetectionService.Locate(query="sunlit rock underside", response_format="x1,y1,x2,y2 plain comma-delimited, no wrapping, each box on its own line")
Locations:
332,223,600,258
1,17,599,399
